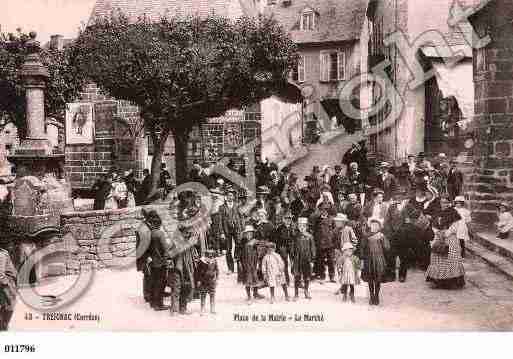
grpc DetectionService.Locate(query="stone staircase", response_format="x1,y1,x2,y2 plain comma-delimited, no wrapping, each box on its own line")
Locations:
467,231,513,281
287,129,365,184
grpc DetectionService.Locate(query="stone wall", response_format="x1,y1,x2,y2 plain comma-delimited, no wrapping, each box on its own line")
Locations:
59,204,170,275
468,0,513,224
64,83,146,189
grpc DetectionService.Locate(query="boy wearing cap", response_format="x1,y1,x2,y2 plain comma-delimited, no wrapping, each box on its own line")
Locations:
291,218,316,300
196,250,219,315
273,212,295,286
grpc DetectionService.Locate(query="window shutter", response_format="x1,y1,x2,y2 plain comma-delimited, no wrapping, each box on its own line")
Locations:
320,52,328,82
338,51,346,80
298,55,305,82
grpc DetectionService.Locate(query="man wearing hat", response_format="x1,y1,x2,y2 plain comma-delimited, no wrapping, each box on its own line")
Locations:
256,185,272,215
148,211,170,311
219,188,243,274
388,207,417,282
136,209,153,304
207,187,225,256
417,152,433,171
311,206,336,282
273,211,296,286
447,160,464,202
91,173,110,210
329,165,348,199
290,217,316,300
376,162,397,202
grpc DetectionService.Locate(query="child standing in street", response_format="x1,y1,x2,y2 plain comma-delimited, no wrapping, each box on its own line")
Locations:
496,202,513,239
196,250,219,315
454,196,471,258
261,242,289,303
335,242,360,303
291,217,316,300
360,218,390,306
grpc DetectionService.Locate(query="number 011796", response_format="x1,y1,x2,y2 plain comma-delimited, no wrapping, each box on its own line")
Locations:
4,345,36,353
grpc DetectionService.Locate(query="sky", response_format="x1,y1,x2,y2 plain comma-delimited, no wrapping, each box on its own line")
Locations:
1,0,97,44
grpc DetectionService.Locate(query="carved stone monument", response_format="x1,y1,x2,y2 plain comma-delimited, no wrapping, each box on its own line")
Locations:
6,32,73,283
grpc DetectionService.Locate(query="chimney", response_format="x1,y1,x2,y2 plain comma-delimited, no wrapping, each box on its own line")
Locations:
50,34,64,51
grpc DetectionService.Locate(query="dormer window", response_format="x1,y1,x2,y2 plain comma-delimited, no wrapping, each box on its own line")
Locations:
300,8,317,30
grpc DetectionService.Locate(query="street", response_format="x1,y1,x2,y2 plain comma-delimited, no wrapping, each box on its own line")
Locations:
10,252,513,331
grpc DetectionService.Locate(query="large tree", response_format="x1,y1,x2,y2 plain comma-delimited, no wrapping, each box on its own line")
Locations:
69,13,298,190
0,29,87,137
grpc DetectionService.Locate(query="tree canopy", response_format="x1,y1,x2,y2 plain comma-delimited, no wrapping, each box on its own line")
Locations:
69,13,298,189
0,29,87,137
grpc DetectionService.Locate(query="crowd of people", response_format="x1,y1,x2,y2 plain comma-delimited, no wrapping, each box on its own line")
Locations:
134,143,476,316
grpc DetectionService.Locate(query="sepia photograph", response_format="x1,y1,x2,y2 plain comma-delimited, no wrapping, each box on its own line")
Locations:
0,0,512,352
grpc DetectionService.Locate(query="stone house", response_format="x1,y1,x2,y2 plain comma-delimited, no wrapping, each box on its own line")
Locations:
265,0,368,139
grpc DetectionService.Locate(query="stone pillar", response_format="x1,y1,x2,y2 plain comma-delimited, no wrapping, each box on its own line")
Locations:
468,1,513,224
5,32,73,283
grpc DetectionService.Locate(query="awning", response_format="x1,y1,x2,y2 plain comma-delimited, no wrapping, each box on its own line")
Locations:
274,80,303,104
320,98,361,134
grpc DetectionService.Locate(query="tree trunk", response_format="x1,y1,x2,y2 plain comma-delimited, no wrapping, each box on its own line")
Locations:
148,128,170,201
172,128,190,186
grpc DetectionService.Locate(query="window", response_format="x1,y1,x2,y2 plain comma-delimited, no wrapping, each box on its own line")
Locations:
320,50,345,82
292,55,306,83
301,11,315,30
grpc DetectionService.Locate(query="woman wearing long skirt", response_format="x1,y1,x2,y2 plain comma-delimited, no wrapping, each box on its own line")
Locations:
426,208,465,289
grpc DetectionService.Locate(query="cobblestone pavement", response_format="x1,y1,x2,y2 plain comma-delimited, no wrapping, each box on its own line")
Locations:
10,253,513,331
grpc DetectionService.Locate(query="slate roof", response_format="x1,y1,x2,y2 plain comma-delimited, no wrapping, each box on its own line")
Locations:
264,0,368,44
89,0,257,24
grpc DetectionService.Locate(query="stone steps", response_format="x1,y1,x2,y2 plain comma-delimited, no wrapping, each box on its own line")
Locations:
467,234,513,281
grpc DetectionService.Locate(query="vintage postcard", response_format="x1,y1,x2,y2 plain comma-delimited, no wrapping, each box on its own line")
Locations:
1,0,513,341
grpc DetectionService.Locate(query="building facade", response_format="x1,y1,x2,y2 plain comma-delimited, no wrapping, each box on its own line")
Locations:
360,0,477,162
266,0,367,140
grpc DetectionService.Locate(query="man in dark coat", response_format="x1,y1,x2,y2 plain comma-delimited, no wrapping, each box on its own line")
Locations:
135,210,153,303
207,188,225,256
447,160,464,202
148,211,170,311
219,189,243,274
329,165,347,198
291,217,316,299
136,169,152,205
310,208,335,282
376,162,398,202
91,173,110,210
